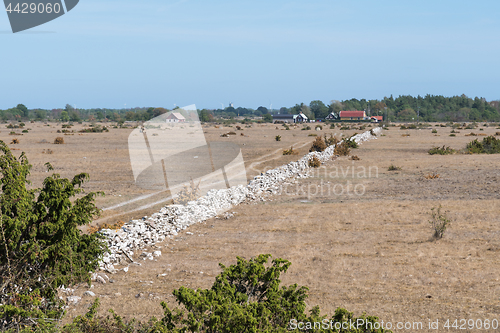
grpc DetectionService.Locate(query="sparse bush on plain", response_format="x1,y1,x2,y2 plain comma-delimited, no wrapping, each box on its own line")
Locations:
175,178,201,204
283,147,298,155
429,205,450,240
324,134,339,147
432,129,437,133
334,141,350,156
275,135,281,141
301,125,311,131
466,135,500,154
308,156,321,168
388,165,401,171
345,135,358,149
428,145,455,155
309,136,327,152
54,137,65,144
350,155,360,160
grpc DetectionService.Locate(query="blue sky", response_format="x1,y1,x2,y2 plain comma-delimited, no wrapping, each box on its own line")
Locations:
1,0,499,110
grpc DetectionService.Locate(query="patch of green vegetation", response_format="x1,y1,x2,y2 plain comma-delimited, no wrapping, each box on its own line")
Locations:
428,146,455,155
0,141,107,331
466,135,500,154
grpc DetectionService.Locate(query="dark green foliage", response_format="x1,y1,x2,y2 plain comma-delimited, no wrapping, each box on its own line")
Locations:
301,126,311,130
428,146,455,155
466,135,500,154
263,114,273,123
68,255,387,333
431,129,437,133
0,141,107,330
345,135,358,149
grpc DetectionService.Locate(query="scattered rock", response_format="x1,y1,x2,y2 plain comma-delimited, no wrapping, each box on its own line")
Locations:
83,291,96,297
96,276,106,284
66,296,81,305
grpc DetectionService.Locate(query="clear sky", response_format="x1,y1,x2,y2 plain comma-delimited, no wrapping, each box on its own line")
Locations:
1,0,499,110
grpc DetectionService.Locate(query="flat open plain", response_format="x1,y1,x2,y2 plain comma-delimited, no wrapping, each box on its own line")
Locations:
2,122,500,332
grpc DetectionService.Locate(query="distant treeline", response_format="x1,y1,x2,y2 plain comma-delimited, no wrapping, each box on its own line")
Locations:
1,94,499,123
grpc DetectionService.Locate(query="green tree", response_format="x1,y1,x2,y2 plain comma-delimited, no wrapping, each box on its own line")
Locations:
310,100,329,119
95,111,104,121
0,142,107,330
263,113,273,122
35,109,46,121
69,111,81,122
257,106,269,114
65,104,74,113
16,104,29,118
60,111,70,122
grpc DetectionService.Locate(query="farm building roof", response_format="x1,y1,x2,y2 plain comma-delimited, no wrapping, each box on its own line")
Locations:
339,111,366,118
167,112,186,120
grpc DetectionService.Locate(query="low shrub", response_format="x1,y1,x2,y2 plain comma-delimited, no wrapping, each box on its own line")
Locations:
308,156,321,168
466,135,500,154
175,178,201,204
64,255,388,333
429,205,450,240
309,136,327,152
301,125,311,130
340,126,350,130
449,134,456,137
283,147,298,155
428,145,455,155
495,132,500,136
329,124,336,129
345,135,358,148
54,137,65,144
275,135,281,141
308,133,317,136
424,173,440,179
350,155,360,160
388,165,401,171
22,130,28,133
334,141,350,156
10,138,19,144
324,134,339,147
431,129,437,133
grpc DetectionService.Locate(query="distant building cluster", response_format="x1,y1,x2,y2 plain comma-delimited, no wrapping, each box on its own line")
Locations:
272,110,383,123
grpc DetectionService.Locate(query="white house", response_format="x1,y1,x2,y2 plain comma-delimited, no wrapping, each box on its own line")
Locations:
166,112,186,123
293,112,308,123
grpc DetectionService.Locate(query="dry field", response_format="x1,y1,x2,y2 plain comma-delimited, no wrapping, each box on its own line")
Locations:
0,121,332,226
2,121,500,332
